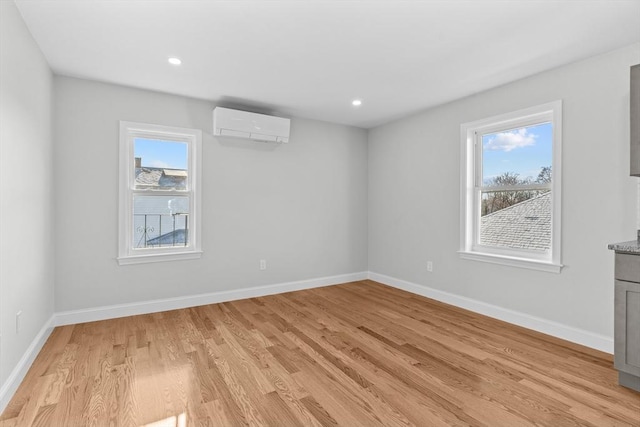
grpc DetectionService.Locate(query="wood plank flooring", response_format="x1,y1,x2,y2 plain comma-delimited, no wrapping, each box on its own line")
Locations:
1,280,639,426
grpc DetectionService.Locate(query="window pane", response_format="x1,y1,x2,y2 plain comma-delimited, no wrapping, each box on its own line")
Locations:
134,138,188,190
133,196,190,248
482,122,552,186
479,190,551,251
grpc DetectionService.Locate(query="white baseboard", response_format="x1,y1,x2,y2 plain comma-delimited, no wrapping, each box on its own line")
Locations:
54,271,368,327
368,271,613,354
0,315,55,414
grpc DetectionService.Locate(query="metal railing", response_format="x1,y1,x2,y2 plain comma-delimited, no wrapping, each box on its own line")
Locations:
134,213,189,248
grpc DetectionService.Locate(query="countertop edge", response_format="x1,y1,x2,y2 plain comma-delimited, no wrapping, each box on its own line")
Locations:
608,240,640,254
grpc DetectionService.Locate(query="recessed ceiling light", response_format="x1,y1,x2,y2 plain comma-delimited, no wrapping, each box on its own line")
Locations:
168,57,182,66
352,99,362,107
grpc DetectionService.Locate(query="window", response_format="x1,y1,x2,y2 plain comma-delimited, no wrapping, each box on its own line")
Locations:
460,101,562,273
118,121,202,265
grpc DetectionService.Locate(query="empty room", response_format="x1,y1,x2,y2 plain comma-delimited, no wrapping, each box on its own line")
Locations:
1,0,639,425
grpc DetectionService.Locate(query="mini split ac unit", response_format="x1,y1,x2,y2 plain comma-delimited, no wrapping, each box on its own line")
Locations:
213,107,290,143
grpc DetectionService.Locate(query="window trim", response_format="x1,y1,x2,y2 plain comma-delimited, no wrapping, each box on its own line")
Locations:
118,121,202,265
459,101,563,273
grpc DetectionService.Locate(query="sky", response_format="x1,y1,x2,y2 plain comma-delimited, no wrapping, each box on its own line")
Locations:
482,122,552,184
134,138,188,170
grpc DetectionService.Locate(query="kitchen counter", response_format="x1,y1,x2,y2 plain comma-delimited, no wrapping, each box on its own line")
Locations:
608,240,640,254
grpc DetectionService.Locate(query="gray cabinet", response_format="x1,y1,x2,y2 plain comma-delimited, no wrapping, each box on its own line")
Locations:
614,252,640,391
632,64,639,177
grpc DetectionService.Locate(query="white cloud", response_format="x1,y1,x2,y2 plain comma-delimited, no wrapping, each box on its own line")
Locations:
484,128,537,152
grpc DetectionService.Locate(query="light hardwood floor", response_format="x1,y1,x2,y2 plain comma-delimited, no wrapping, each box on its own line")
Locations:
1,280,639,426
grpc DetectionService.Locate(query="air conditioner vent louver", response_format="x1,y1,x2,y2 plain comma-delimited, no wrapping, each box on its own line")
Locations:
213,107,290,143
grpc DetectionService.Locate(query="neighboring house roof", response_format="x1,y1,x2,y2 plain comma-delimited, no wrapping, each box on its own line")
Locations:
146,229,187,246
163,169,187,178
135,167,187,189
480,192,551,251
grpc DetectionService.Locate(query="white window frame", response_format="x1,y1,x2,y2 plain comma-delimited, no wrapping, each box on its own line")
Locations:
118,121,202,265
459,100,563,273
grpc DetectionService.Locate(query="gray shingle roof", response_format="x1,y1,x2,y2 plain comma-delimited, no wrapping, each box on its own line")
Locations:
146,229,187,246
135,167,187,190
480,192,551,251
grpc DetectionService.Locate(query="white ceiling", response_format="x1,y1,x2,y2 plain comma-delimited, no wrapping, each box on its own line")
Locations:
15,0,640,128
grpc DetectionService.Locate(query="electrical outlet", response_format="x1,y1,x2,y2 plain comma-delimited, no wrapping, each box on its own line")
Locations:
259,259,267,270
427,261,433,272
16,311,22,333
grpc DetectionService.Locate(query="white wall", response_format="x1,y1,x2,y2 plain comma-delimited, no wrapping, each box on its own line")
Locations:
369,43,640,339
0,1,54,387
53,76,368,312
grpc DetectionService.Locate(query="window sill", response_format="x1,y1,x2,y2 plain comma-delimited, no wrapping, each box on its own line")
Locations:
458,251,562,273
117,250,203,266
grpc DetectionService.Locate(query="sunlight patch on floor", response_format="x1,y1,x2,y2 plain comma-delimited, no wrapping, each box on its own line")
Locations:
143,412,186,427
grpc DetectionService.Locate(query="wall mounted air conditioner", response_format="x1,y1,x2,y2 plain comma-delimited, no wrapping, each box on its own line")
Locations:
213,107,290,143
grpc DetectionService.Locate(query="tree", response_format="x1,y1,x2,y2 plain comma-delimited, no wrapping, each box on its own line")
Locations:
536,166,552,183
481,166,551,216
